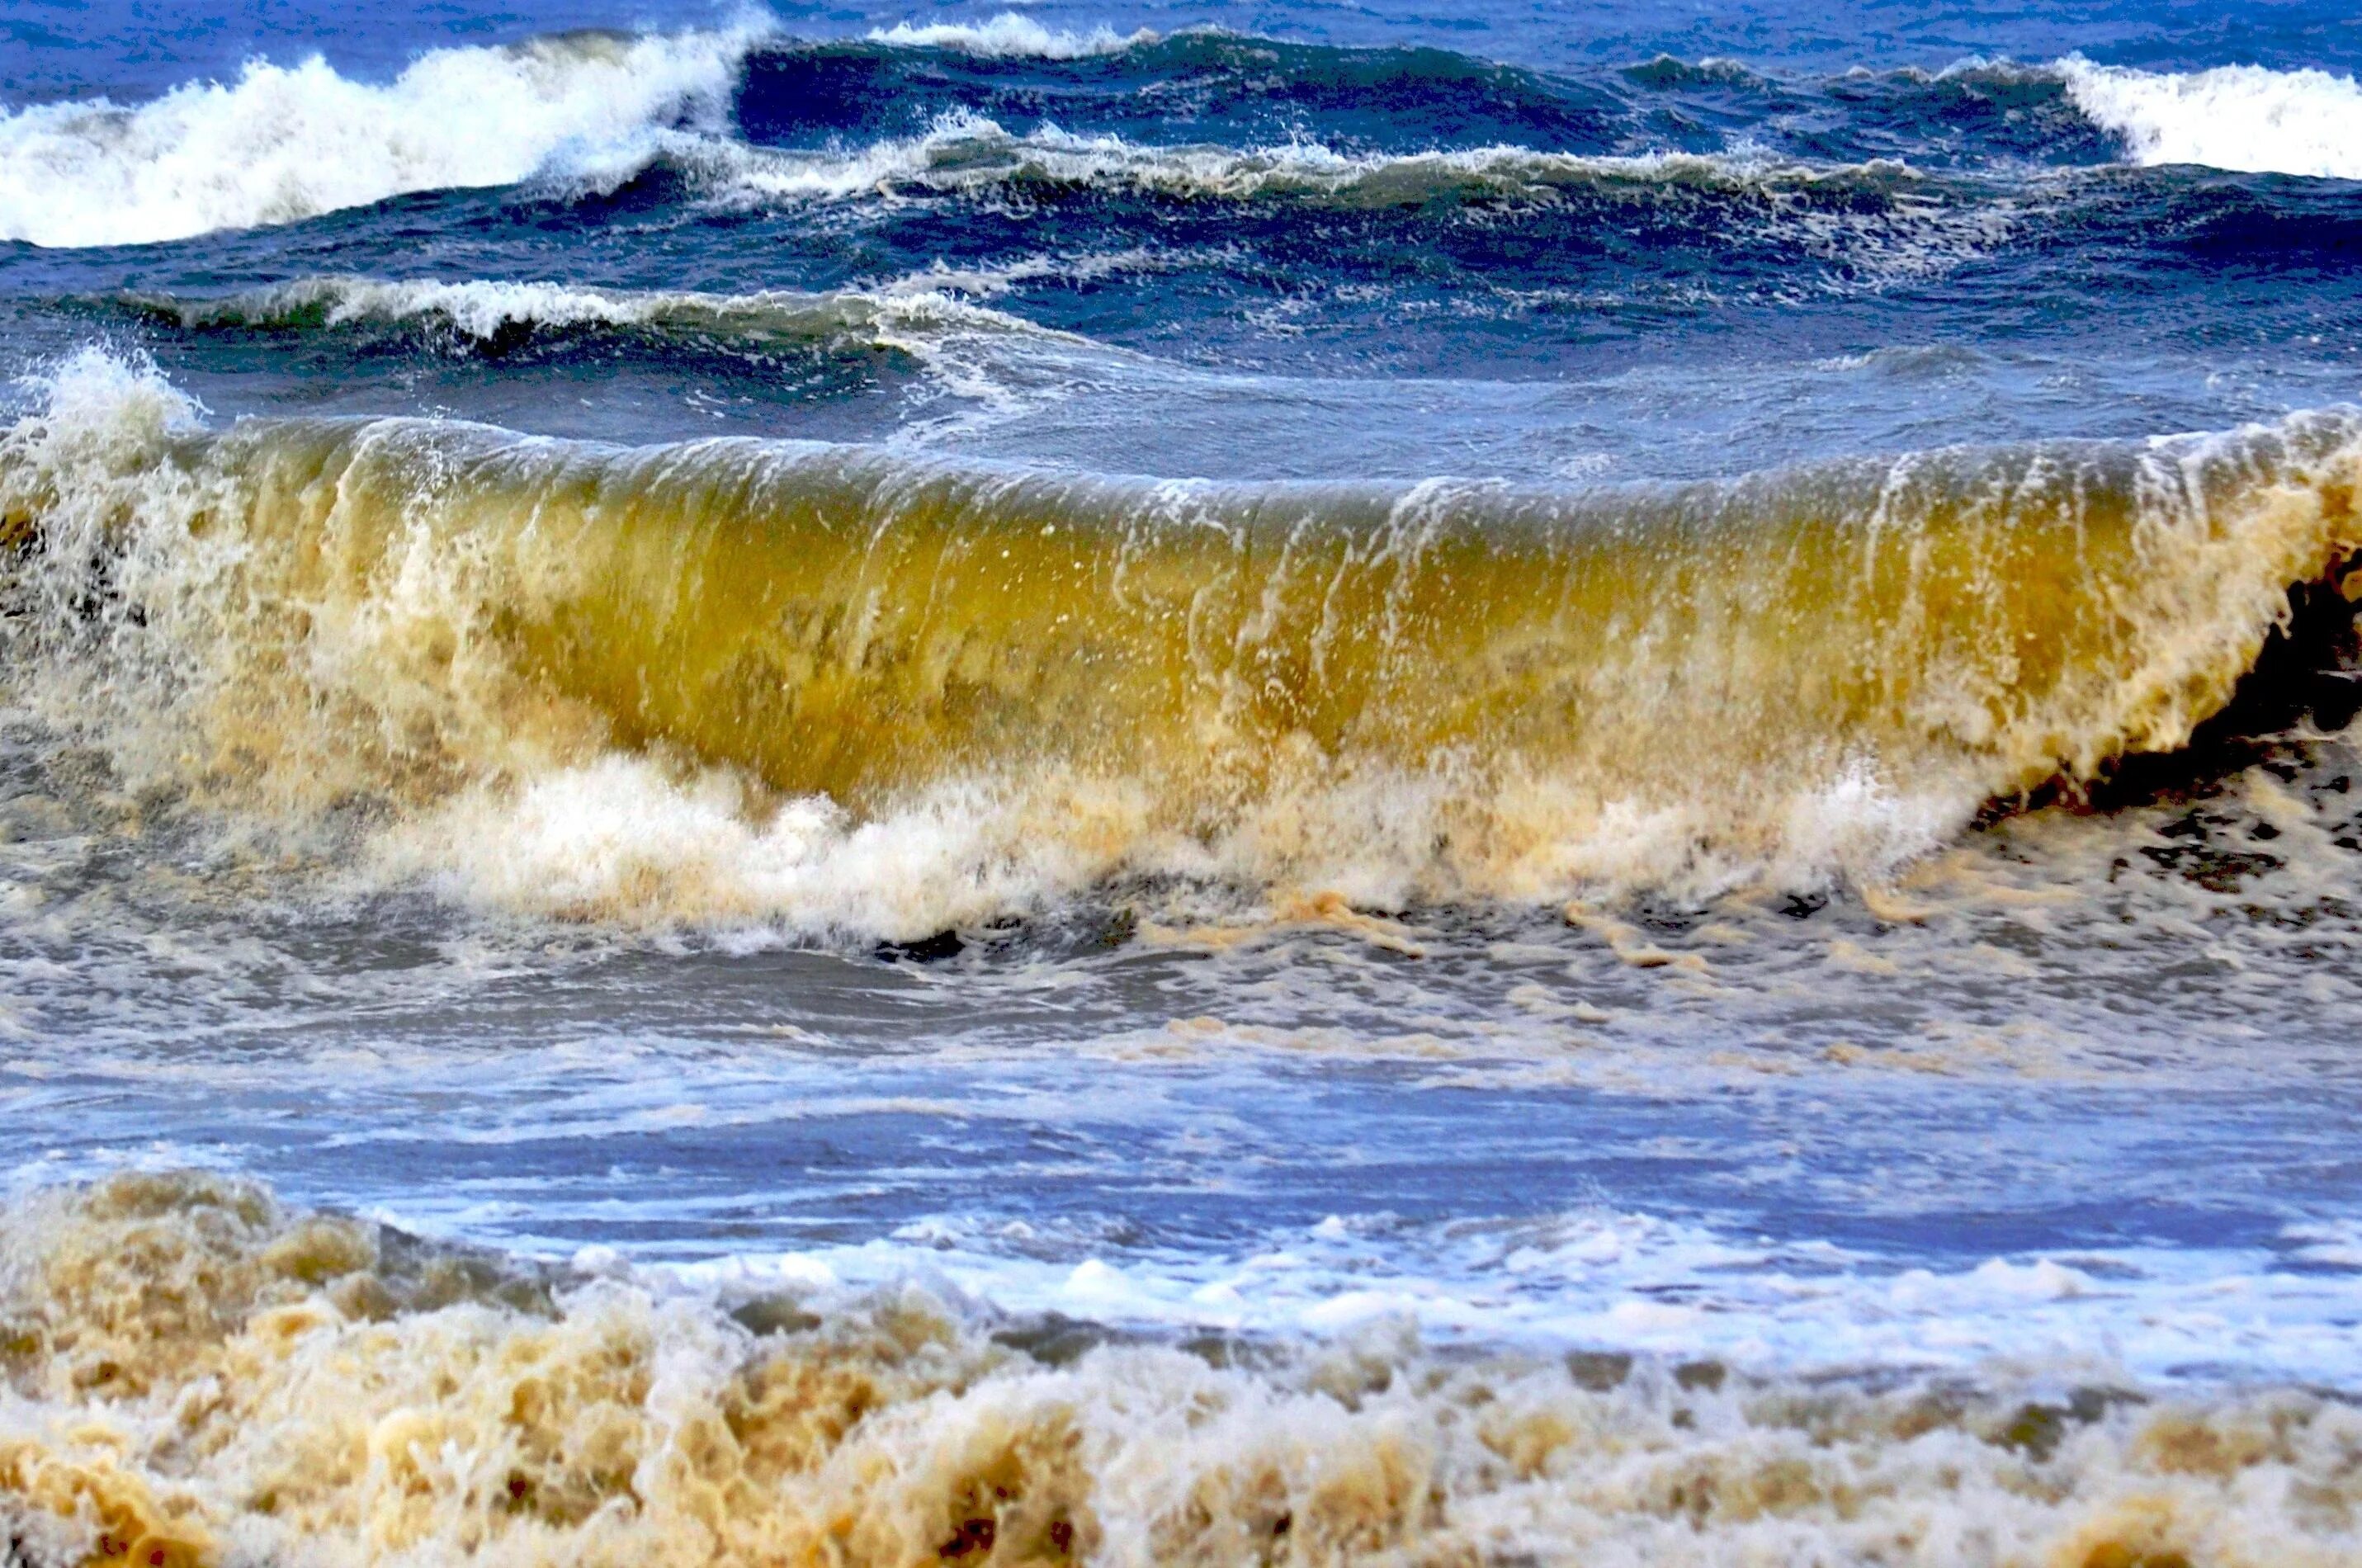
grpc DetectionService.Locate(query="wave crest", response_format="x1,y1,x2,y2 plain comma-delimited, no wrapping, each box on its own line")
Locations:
2060,56,2362,179
865,13,1157,60
108,274,1073,353
0,26,761,248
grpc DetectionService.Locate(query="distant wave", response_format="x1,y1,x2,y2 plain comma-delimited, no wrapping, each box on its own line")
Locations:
0,26,762,248
687,112,1930,205
2059,57,2362,179
14,22,2360,255
110,274,1075,350
865,12,1157,59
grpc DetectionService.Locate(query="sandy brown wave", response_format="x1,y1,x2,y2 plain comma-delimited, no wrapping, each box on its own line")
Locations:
4,352,2359,933
1,1171,2355,1568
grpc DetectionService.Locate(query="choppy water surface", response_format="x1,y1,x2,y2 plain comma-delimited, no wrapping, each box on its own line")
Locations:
4,2,2362,1564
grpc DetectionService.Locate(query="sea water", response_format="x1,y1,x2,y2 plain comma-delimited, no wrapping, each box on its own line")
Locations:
2,2,2361,1563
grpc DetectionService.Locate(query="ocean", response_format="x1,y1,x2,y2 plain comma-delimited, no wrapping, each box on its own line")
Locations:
2,1,2361,1563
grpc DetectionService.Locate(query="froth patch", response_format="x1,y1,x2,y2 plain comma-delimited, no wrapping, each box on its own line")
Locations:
2061,57,2362,180
370,758,1162,938
0,27,759,248
2,1171,2359,1568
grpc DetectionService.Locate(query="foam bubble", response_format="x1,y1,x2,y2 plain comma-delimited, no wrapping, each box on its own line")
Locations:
0,26,762,248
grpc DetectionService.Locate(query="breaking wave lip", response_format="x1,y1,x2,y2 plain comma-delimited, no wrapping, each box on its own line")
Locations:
2057,55,2362,179
0,1168,2355,1568
3,349,2359,939
0,21,767,248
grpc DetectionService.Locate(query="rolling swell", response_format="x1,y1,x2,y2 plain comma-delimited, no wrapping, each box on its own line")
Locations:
738,28,1627,153
3,352,2357,931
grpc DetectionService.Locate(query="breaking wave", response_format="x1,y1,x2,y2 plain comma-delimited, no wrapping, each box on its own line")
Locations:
2060,56,2362,179
0,26,761,248
2,350,2357,936
13,15,2361,259
0,1169,2352,1568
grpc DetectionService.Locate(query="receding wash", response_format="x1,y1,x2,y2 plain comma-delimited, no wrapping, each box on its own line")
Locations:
2,3,2360,1566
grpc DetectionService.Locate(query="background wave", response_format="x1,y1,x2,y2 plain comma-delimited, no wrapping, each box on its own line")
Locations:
0,25,761,248
13,17,2362,255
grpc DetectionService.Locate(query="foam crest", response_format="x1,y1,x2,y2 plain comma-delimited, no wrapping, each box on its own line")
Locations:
865,13,1157,59
0,26,760,248
125,275,1063,349
1,1171,2356,1568
2061,57,2362,179
693,116,1916,205
3,350,2358,936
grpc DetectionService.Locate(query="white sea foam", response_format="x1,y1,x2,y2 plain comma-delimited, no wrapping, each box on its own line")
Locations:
0,25,763,248
8,1170,2356,1568
368,756,1171,940
2060,56,2362,179
687,115,1835,205
866,12,1156,59
144,273,1066,345
652,1211,2362,1386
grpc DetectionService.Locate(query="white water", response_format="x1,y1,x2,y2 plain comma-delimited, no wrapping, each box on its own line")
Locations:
866,12,1155,59
2061,56,2362,179
0,26,761,247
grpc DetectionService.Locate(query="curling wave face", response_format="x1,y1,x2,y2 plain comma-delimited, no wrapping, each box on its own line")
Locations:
3,352,2357,934
0,1170,2355,1568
